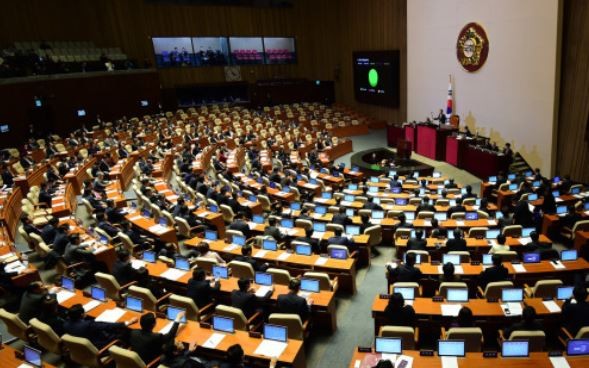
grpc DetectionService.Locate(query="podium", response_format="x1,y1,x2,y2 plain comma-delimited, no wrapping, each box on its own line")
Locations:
396,140,412,161
415,125,456,160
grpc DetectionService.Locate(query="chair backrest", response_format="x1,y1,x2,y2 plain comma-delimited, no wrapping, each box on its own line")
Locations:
118,233,136,255
61,334,100,368
531,279,563,298
477,210,489,219
109,345,147,368
258,195,272,211
484,281,514,299
380,326,416,350
436,199,450,207
438,282,468,298
390,282,420,297
502,225,523,238
170,294,201,321
195,257,218,273
225,229,244,241
215,305,247,330
446,327,483,352
508,331,545,351
468,227,489,238
450,212,466,220
494,251,518,262
228,260,255,279
295,219,312,231
0,308,29,341
303,271,332,291
572,220,589,233
95,272,123,300
220,204,235,223
576,326,589,339
326,223,344,233
174,217,192,238
268,313,304,340
417,211,434,220
364,225,382,246
406,250,430,262
267,268,292,285
394,228,412,239
94,227,112,243
447,251,471,262
128,286,158,311
462,198,476,206
30,318,61,354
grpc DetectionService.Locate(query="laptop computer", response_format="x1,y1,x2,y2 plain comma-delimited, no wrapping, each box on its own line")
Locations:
280,219,294,228
389,170,398,177
23,345,43,367
212,265,229,279
369,186,379,193
255,272,273,286
142,208,152,218
344,194,355,202
321,192,332,200
434,213,447,221
348,184,358,190
442,254,461,266
346,209,355,217
262,239,278,251
174,256,191,271
315,206,327,215
345,225,361,236
290,202,301,211
446,288,469,303
295,244,312,256
508,174,517,181
482,254,493,266
208,205,218,213
329,248,348,260
158,217,167,226
370,177,379,183
252,214,264,224
556,205,567,215
212,315,234,333
438,340,466,357
372,210,385,219
465,212,478,221
501,340,530,357
300,278,320,293
553,176,561,183
166,306,187,323
396,198,408,206
394,287,415,301
501,288,524,302
392,187,402,194
375,337,402,354
567,339,589,356
61,276,75,292
232,234,246,247
248,195,257,203
521,227,535,237
91,286,107,302
488,176,497,183
556,286,574,300
522,252,541,263
373,197,381,205
486,229,501,239
264,323,288,343
508,183,518,191
561,249,578,262
205,230,218,241
527,193,538,201
125,295,143,312
313,222,326,232
143,250,156,263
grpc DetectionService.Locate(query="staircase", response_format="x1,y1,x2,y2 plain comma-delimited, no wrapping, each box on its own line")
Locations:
509,152,532,175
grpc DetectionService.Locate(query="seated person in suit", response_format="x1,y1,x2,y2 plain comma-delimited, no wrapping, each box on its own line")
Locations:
187,268,220,309
129,311,183,364
447,198,466,218
112,249,149,287
387,252,423,283
478,254,509,289
105,199,125,224
327,227,353,248
407,229,427,251
231,278,258,319
504,306,542,338
263,217,284,242
562,205,582,229
445,179,458,189
450,306,474,328
445,229,467,252
332,207,351,226
293,228,320,254
276,279,312,322
64,304,135,349
384,292,416,327
363,197,383,210
488,233,510,254
96,211,120,237
228,212,250,238
520,231,551,254
416,197,435,213
221,344,277,368
498,206,514,228
19,282,49,323
234,245,268,272
429,219,448,238
41,217,59,244
121,221,153,250
439,262,461,282
462,185,477,199
197,242,226,265
562,287,589,335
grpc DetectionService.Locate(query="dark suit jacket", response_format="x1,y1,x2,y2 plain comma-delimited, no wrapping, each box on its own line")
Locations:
562,300,589,335
40,224,57,244
229,220,250,238
293,236,320,254
19,291,46,323
231,290,257,318
277,293,309,322
407,238,427,251
332,213,351,226
478,265,509,288
388,264,423,283
234,255,266,272
187,279,220,308
129,323,179,363
447,205,467,217
263,226,283,241
63,318,125,349
52,232,69,255
327,235,352,247
384,304,416,327
445,238,467,252
112,260,141,286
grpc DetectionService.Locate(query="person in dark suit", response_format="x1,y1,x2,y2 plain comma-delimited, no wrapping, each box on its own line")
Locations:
263,217,284,242
52,224,70,255
504,306,542,338
277,279,311,322
429,219,448,238
520,231,550,253
64,304,135,349
462,185,477,199
105,199,125,224
562,287,589,335
220,344,277,368
228,212,251,238
439,262,461,282
416,197,435,213
21,216,42,236
445,229,467,252
327,228,353,247
129,311,183,364
187,268,220,309
225,192,243,214
541,186,557,214
231,278,258,319
96,211,120,237
445,179,458,189
0,164,13,187
384,292,416,327
234,245,268,272
38,182,53,207
407,229,427,251
497,206,514,229
112,249,148,287
121,221,153,250
562,205,582,229
293,228,320,254
19,282,49,323
478,254,509,289
447,198,466,218
387,252,423,283
40,217,59,244
332,207,351,226
363,197,383,210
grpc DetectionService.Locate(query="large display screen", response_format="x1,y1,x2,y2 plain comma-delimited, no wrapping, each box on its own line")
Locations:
263,37,296,64
353,50,400,107
229,37,264,65
192,37,230,66
152,37,194,67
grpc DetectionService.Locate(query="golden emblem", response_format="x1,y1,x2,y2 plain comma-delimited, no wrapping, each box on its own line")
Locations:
456,22,489,72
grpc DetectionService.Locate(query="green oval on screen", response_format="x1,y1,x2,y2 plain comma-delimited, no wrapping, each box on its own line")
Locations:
368,69,378,88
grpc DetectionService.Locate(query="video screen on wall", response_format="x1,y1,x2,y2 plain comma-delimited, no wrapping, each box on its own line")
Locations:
229,37,264,65
152,37,195,67
353,50,400,107
263,37,296,64
192,37,230,66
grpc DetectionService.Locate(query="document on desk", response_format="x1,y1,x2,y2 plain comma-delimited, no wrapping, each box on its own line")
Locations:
441,356,458,368
254,250,268,258
131,260,145,269
395,355,413,368
455,221,465,226
197,211,211,218
518,237,532,245
255,286,273,298
551,260,566,270
501,302,523,316
512,264,527,273
277,252,291,261
4,260,26,273
160,268,187,281
441,304,462,317
202,332,225,349
129,215,142,221
95,308,126,323
380,353,397,362
487,220,498,226
17,363,36,368
148,224,168,234
315,256,328,266
543,300,562,313
247,222,258,229
55,289,76,303
224,244,239,252
254,339,287,358
549,356,571,368
311,231,325,239
83,300,102,312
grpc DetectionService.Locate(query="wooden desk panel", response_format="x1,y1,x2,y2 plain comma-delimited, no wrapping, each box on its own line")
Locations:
125,211,178,244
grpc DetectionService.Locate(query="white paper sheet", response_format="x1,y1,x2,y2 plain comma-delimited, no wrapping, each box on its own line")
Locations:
148,224,167,234
441,356,459,368
224,244,239,252
370,219,382,225
549,356,571,368
129,215,142,221
487,220,498,226
277,252,291,261
543,300,562,313
83,300,102,312
254,339,287,358
501,302,523,316
551,260,566,270
197,211,210,218
255,286,273,298
455,221,465,226
158,321,175,334
95,308,126,323
381,353,397,362
315,257,328,266
17,364,35,368
254,250,268,258
518,237,532,245
454,265,464,274
441,304,462,317
512,264,527,273
160,268,187,281
395,355,414,368
55,290,76,303
311,231,325,239
131,260,145,269
4,261,26,273
202,332,225,349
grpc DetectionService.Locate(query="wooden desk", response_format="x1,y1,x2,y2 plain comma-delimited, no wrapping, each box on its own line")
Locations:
0,188,23,242
14,163,47,195
109,155,137,191
348,350,589,368
322,140,353,162
152,153,174,180
64,157,97,195
125,211,178,244
575,231,589,258
51,182,77,218
193,208,226,238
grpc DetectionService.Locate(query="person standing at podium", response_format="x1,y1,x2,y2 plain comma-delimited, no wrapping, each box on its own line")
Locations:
436,109,447,125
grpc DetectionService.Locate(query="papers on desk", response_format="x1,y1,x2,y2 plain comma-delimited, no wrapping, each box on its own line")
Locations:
312,213,324,220
518,237,532,245
254,250,268,258
381,353,397,363
422,220,432,227
158,321,176,334
437,265,463,275
278,227,298,236
543,300,562,313
129,215,142,221
395,355,413,368
311,231,325,240
314,198,329,204
501,302,523,316
51,289,74,304
370,219,382,225
512,264,527,273
555,198,564,203
224,244,239,252
315,256,328,266
0,252,17,263
551,260,566,270
441,304,462,317
148,224,168,234
339,201,351,207
83,300,102,312
197,211,211,218
254,339,287,358
95,307,126,323
255,285,273,298
202,332,225,349
167,195,179,202
277,252,291,261
160,268,187,281
441,356,459,368
131,260,145,269
455,221,465,226
247,222,259,230
549,356,571,368
92,246,108,254
4,260,26,273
